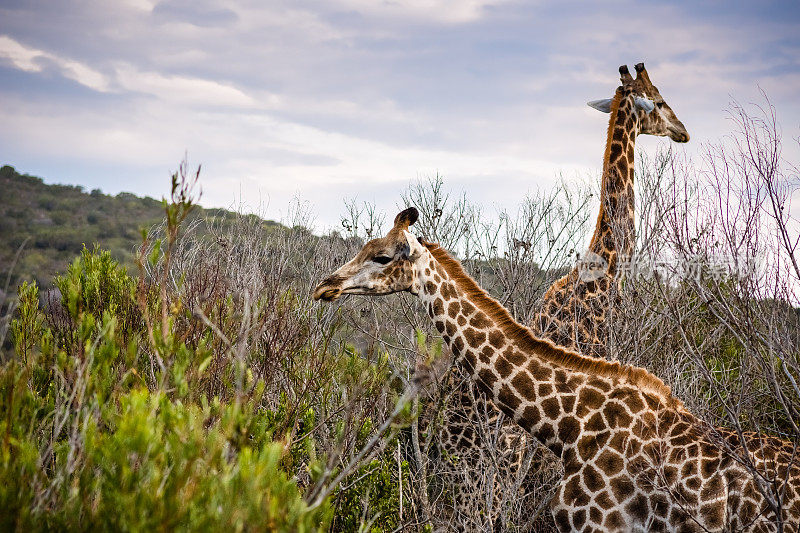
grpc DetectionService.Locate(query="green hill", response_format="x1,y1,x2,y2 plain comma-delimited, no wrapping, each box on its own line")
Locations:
0,164,278,291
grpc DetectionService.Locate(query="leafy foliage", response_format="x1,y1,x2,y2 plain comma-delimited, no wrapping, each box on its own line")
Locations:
0,167,408,531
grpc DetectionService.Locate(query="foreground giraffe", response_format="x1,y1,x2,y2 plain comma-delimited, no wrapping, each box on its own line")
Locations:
426,61,691,527
314,207,800,532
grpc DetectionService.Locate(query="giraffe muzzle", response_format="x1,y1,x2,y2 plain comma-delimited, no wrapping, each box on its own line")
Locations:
668,125,690,143
312,278,344,301
312,285,341,301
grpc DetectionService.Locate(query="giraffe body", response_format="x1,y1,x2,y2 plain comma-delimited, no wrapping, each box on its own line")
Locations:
313,208,800,532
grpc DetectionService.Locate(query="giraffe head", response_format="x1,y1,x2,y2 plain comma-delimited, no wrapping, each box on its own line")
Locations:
589,62,689,143
312,207,425,301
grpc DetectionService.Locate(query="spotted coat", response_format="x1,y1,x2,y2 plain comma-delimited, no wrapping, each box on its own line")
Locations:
313,207,800,532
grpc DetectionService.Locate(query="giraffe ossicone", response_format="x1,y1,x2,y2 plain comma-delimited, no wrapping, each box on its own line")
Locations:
314,207,800,532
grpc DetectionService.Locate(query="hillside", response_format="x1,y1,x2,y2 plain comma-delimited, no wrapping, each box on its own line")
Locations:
0,164,279,290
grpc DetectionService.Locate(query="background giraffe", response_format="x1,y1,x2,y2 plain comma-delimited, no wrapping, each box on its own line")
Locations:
313,208,800,532
421,62,690,529
533,62,689,357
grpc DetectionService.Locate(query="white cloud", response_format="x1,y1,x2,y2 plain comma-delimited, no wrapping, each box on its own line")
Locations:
235,6,347,41
330,0,514,24
113,64,259,107
117,0,156,11
0,35,44,72
0,35,259,107
0,35,110,92
60,59,110,92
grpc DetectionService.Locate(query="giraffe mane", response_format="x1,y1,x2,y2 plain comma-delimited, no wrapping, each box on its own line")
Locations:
589,88,628,250
602,88,625,175
421,240,687,412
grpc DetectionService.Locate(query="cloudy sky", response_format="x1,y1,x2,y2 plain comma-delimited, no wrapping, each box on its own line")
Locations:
1,0,799,230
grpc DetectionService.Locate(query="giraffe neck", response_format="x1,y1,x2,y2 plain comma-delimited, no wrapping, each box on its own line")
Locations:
588,89,639,273
415,243,684,457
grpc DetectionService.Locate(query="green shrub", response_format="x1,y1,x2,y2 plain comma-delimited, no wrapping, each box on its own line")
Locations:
55,247,135,318
331,450,408,532
2,270,400,531
0,165,410,531
68,389,328,532
1,276,332,531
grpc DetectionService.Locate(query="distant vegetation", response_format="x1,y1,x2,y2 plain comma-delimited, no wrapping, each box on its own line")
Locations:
0,164,280,291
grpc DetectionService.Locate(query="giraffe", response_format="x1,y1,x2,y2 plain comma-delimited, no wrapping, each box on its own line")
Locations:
418,61,692,528
313,207,800,532
533,61,689,358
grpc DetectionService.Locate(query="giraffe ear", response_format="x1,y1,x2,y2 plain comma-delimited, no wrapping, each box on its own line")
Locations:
634,96,655,114
394,207,419,231
587,99,613,113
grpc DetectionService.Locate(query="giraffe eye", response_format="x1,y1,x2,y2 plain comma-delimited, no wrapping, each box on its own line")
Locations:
373,255,392,265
